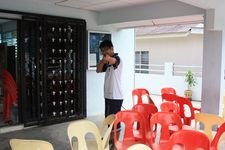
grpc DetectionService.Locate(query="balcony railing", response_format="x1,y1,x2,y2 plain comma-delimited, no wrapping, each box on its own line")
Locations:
135,63,202,77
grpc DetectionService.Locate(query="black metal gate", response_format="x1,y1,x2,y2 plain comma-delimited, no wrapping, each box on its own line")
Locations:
20,15,86,126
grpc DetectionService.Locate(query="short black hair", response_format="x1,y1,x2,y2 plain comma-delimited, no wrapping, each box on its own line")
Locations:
99,39,113,49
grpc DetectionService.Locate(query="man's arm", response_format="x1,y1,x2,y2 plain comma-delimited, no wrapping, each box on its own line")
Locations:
104,54,116,65
96,60,105,73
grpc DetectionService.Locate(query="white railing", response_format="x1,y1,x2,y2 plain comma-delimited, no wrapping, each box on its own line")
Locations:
173,65,202,77
135,63,202,77
135,63,164,74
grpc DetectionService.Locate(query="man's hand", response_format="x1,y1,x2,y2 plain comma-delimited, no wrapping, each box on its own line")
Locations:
103,54,111,62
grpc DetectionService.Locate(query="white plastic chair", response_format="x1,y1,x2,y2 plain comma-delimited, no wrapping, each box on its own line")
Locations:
99,114,115,150
67,120,104,150
127,144,152,150
10,139,54,150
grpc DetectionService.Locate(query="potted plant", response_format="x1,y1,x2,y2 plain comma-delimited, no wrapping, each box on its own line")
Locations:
184,70,197,100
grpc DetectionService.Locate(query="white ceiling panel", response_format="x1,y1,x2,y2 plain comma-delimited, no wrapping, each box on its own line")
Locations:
154,15,204,25
56,0,92,8
77,0,114,4
83,0,132,11
56,0,167,11
120,0,164,5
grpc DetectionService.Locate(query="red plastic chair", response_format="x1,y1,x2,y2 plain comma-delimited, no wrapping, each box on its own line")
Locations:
168,130,210,150
3,69,18,123
132,104,158,145
211,122,225,150
114,110,146,150
160,102,179,113
176,96,200,125
161,87,176,95
150,112,183,149
132,88,154,105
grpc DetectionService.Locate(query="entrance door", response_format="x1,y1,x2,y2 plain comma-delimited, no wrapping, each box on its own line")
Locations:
21,15,86,127
21,16,42,126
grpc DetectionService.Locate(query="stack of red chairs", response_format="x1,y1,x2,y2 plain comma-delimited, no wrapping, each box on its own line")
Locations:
113,110,147,150
150,112,183,149
162,93,201,126
2,69,17,123
132,103,158,145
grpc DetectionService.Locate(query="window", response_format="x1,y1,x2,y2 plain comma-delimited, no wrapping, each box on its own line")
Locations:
135,51,149,73
1,30,17,58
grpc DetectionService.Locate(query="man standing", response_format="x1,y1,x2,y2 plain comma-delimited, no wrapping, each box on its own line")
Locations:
96,39,123,124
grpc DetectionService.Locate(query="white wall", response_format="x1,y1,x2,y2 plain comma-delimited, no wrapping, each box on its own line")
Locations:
114,29,135,110
87,29,135,116
135,73,202,101
136,34,203,66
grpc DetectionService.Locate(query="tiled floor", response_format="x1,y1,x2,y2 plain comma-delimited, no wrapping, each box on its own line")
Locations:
0,115,107,150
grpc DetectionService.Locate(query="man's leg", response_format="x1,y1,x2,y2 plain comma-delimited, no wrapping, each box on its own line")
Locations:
105,99,123,146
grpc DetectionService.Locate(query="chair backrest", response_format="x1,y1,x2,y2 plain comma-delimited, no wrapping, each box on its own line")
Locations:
114,110,146,143
161,93,178,103
10,139,54,150
168,130,210,150
67,120,104,150
161,87,176,95
132,88,154,105
160,101,179,113
99,114,116,135
150,112,183,142
127,144,152,150
99,114,115,149
132,104,158,131
211,122,225,149
195,113,224,141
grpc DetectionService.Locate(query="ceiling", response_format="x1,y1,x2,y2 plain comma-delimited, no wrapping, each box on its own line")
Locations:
53,0,166,11
1,0,218,28
40,0,218,12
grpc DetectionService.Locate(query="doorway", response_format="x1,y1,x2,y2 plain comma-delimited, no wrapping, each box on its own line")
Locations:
0,19,18,126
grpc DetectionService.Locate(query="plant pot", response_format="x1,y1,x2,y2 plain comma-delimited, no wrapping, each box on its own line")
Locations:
184,90,192,99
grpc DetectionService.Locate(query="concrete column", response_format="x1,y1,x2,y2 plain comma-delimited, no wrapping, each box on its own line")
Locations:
202,7,225,115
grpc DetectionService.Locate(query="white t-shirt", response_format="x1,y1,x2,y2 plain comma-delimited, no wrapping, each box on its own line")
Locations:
103,53,123,99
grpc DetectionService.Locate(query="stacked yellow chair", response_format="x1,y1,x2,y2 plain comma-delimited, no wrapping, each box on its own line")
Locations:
67,117,114,150
195,112,224,141
10,139,54,150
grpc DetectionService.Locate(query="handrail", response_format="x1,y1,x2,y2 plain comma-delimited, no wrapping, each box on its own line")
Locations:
135,63,202,77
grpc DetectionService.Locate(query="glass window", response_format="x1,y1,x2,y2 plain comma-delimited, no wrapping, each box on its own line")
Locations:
2,31,17,58
135,51,149,73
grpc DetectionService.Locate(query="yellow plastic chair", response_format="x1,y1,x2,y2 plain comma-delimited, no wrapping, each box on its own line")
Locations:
127,144,152,150
10,139,54,150
99,114,115,150
67,120,104,150
195,113,225,141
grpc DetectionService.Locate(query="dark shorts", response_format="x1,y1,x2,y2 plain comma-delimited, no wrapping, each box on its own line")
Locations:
105,98,123,131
